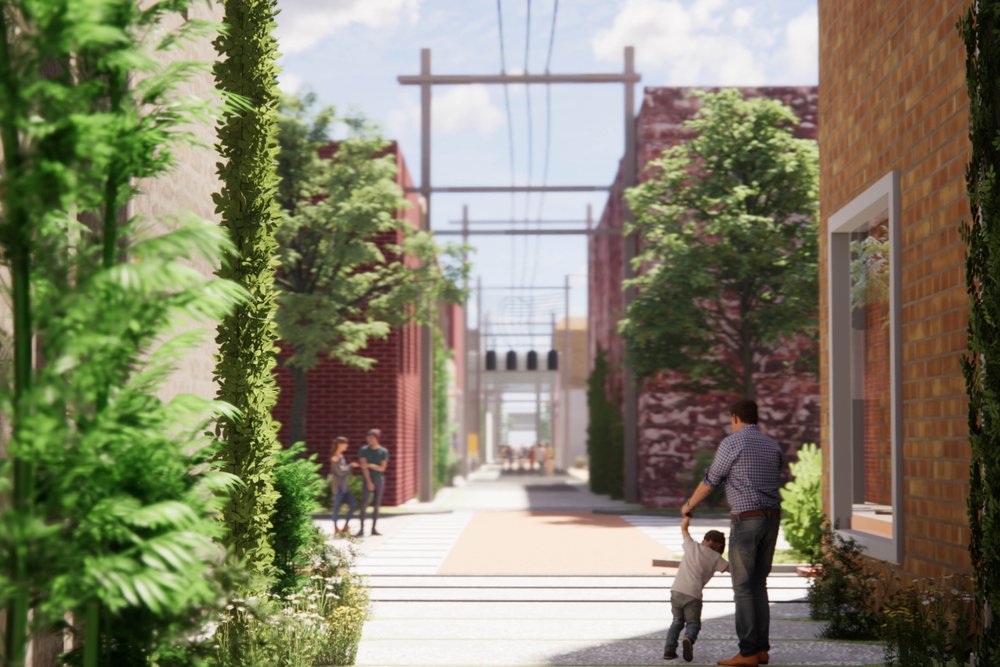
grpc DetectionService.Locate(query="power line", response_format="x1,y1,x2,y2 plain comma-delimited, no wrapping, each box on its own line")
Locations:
529,0,560,290
520,0,535,316
496,0,517,301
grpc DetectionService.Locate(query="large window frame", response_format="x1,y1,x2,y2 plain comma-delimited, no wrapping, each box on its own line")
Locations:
827,170,903,563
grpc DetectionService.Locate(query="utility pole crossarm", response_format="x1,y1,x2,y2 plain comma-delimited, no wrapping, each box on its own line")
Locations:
399,72,640,85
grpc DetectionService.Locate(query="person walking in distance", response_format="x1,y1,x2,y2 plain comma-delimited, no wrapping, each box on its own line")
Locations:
663,515,729,662
329,436,358,537
681,399,783,667
357,428,389,537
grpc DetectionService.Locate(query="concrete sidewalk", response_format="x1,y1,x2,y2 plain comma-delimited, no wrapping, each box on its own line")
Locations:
327,466,883,667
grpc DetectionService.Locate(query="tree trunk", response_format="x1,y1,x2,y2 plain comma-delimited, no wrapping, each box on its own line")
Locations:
288,365,308,445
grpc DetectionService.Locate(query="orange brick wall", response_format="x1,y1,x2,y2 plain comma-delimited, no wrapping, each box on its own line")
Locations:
819,0,973,577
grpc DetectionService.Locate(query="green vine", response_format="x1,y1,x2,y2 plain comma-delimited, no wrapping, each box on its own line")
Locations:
959,2,1000,662
433,327,454,491
213,0,283,593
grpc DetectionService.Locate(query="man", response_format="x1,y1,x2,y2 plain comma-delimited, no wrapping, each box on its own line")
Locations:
681,399,783,667
356,428,390,537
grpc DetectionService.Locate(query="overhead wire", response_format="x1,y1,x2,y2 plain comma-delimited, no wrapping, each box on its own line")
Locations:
496,0,518,349
528,0,560,293
519,0,535,326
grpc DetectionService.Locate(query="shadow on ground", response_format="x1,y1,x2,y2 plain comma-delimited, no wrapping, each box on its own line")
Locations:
543,603,884,667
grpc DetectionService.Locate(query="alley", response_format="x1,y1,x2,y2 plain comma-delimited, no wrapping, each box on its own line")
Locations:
334,467,884,667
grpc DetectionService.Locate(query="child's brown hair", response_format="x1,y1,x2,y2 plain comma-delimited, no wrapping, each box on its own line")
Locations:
703,529,726,554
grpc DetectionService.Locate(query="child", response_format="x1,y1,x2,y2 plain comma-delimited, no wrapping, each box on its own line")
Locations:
664,516,729,662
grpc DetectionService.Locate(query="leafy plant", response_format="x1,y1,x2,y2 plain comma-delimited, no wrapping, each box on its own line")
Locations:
274,93,468,444
213,0,283,595
881,575,977,667
0,1,240,664
780,442,824,560
212,546,369,667
586,346,624,498
959,3,1000,663
271,442,325,594
807,523,882,639
621,89,819,399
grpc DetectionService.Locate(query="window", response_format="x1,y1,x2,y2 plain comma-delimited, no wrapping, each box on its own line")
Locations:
827,171,903,563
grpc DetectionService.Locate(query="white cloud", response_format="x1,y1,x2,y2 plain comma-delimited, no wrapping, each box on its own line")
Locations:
277,0,420,55
591,0,766,86
732,7,753,28
386,85,505,139
780,6,819,82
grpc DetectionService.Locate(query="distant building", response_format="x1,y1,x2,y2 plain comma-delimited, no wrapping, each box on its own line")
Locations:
818,0,972,576
552,317,588,469
589,86,821,507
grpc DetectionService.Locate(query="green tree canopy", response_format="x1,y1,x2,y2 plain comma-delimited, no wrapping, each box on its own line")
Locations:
275,93,467,443
621,89,819,399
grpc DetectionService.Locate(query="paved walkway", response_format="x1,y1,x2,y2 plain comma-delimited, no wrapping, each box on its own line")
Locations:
326,466,883,667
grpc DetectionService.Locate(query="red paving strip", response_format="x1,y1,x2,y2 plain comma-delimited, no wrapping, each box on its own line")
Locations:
438,511,672,576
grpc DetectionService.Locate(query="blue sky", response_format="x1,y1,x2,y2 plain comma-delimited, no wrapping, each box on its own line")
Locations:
275,0,819,351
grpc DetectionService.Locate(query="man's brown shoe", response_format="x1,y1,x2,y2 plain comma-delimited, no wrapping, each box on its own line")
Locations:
717,654,759,666
757,651,769,664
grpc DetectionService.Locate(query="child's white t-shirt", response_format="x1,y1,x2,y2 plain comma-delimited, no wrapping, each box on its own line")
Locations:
671,533,728,599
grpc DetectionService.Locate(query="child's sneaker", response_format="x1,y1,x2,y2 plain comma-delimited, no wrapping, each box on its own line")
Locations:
663,650,678,660
681,636,693,662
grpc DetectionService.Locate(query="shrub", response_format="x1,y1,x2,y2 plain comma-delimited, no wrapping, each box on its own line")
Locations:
881,574,978,667
271,442,326,594
586,346,624,498
780,442,824,560
808,522,882,639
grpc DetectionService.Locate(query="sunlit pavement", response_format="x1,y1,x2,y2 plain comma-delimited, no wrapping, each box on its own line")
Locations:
324,466,884,666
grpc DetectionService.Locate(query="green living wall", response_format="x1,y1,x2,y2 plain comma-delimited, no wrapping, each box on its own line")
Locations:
960,2,1000,662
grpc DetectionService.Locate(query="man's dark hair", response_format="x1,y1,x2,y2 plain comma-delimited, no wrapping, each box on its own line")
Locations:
730,399,759,424
704,529,726,553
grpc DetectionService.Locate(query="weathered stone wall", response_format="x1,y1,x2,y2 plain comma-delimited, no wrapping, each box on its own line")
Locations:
589,86,821,507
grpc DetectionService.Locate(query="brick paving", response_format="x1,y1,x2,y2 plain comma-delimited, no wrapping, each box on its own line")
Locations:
327,466,884,666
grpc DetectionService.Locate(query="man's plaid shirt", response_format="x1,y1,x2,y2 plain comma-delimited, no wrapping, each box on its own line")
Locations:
704,424,783,514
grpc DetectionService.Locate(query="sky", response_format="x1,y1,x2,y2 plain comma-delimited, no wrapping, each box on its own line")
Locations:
274,0,819,355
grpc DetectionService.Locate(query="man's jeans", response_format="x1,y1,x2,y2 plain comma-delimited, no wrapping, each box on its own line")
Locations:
729,513,781,656
332,487,356,527
664,591,702,654
360,478,385,524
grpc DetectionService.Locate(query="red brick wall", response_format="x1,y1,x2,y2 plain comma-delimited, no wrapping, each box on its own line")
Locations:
273,142,425,507
819,0,972,577
590,87,821,507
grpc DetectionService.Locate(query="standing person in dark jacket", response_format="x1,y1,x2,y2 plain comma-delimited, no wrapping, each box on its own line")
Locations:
357,428,389,537
329,436,358,537
681,399,783,667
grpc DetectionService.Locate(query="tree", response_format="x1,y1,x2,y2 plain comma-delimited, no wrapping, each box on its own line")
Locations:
0,2,239,664
274,94,466,444
959,3,1000,662
621,89,819,399
213,0,283,593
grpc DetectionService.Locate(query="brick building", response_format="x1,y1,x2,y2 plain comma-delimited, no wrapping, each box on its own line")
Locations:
273,142,456,507
589,86,821,507
818,0,973,576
